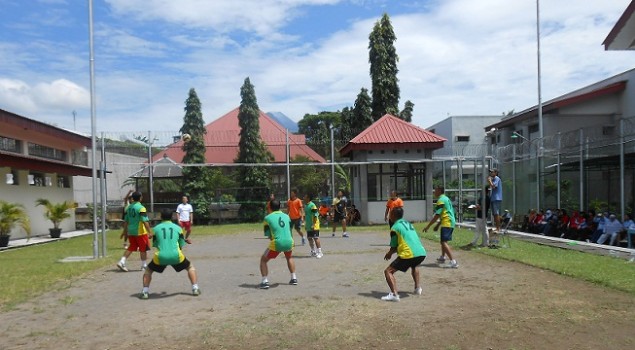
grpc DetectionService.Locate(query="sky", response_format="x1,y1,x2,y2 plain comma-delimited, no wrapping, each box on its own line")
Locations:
1,0,633,145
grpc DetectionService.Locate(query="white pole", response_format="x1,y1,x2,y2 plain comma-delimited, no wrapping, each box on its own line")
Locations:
148,131,154,213
286,129,290,199
100,132,107,257
88,0,99,259
536,0,543,211
330,126,335,199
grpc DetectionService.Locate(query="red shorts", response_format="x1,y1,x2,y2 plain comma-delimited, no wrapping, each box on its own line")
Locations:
127,235,149,252
179,221,192,232
265,249,292,259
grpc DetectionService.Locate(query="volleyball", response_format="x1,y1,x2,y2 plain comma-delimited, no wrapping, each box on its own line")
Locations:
182,133,192,142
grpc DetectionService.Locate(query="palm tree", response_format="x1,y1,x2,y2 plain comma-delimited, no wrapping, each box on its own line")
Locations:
0,201,31,241
35,199,74,230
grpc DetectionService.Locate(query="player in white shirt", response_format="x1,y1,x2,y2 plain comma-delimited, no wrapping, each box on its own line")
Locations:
176,195,194,240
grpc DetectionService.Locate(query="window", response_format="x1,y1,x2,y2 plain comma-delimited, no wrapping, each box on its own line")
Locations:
455,136,470,142
366,163,426,201
0,136,21,153
28,172,46,187
528,124,539,134
57,175,71,188
602,125,615,135
6,169,19,185
28,143,67,161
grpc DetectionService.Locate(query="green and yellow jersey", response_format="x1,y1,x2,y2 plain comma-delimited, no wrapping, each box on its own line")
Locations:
264,210,293,252
124,201,149,236
151,221,186,265
390,218,426,259
304,201,320,231
434,194,456,228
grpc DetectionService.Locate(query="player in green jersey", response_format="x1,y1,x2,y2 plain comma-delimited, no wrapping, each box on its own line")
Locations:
382,207,427,301
304,193,323,258
423,186,458,268
117,192,152,272
139,208,200,299
259,200,297,289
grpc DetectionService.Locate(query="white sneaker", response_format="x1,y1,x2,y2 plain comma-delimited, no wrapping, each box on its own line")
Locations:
116,261,128,272
141,265,147,272
414,287,422,295
316,252,323,259
449,260,459,268
381,293,400,302
436,256,446,263
310,250,316,257
342,232,349,238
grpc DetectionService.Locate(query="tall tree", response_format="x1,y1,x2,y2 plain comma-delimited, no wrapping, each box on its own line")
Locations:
348,87,373,139
399,100,414,122
235,77,271,221
369,13,400,121
297,111,341,157
180,88,212,222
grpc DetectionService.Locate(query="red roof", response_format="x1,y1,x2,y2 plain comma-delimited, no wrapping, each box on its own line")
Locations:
154,107,326,163
340,114,446,156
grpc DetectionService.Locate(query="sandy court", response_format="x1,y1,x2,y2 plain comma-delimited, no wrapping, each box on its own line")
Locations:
1,228,634,350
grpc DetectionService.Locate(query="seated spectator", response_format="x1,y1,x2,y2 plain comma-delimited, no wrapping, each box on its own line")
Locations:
619,214,635,243
523,209,537,232
318,204,330,226
576,212,594,241
538,209,557,236
527,210,542,234
557,209,570,238
566,211,583,239
589,212,606,243
597,214,622,245
347,204,361,226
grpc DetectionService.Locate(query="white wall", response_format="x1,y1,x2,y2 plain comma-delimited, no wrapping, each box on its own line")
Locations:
1,167,76,238
366,200,427,225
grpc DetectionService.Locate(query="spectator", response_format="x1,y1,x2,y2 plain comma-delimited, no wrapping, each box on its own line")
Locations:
537,209,556,236
589,213,606,243
576,212,593,241
523,209,537,232
348,205,361,226
557,209,570,238
619,214,634,243
567,211,583,239
488,169,503,233
597,214,622,245
529,210,544,234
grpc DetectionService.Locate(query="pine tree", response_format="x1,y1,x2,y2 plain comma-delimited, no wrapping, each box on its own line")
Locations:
350,87,373,137
369,13,400,121
180,88,212,222
399,100,414,122
235,77,271,221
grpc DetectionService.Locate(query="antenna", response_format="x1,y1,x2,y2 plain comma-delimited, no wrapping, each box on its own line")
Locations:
72,110,77,130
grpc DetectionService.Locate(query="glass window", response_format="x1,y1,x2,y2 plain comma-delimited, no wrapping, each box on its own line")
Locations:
29,172,46,187
57,175,71,188
366,163,426,201
0,136,21,153
28,143,67,161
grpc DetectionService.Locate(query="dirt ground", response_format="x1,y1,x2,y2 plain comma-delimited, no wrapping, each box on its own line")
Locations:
1,229,634,350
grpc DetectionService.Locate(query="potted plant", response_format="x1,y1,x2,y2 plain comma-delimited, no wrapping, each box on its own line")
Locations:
35,199,74,238
0,201,31,247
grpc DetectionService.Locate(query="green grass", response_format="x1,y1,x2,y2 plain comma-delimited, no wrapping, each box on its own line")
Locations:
1,223,634,311
419,226,635,295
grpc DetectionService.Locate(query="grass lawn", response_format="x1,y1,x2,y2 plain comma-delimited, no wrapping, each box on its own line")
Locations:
0,223,633,311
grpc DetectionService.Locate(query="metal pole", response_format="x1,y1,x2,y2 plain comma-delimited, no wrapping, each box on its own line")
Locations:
556,132,561,209
330,126,335,199
536,0,544,212
148,131,154,213
100,133,107,257
512,144,516,216
620,118,625,220
286,129,290,199
579,129,584,212
88,0,98,259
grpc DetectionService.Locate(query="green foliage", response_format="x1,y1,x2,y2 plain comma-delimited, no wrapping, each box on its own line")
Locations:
399,100,414,122
298,111,342,157
345,87,373,141
35,199,74,229
236,77,271,221
588,198,608,213
179,88,215,221
369,13,400,121
0,201,31,238
290,155,330,196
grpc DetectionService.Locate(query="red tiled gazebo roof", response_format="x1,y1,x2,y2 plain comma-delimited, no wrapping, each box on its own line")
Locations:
340,114,446,157
154,107,326,163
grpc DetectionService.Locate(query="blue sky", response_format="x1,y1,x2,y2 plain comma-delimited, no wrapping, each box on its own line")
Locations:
0,0,633,144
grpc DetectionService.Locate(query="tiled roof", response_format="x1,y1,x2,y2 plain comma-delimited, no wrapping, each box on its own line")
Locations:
154,107,326,164
340,114,446,156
